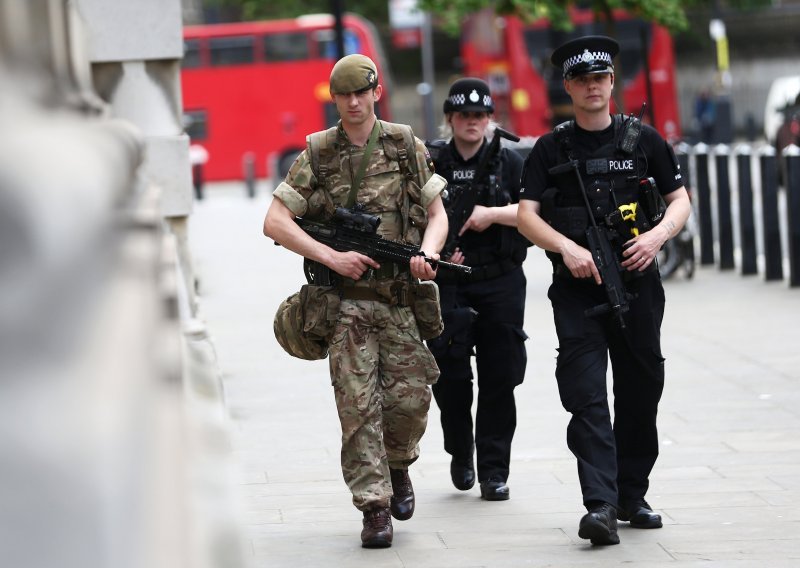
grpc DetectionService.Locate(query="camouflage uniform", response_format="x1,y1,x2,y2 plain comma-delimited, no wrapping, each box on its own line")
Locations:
273,120,444,511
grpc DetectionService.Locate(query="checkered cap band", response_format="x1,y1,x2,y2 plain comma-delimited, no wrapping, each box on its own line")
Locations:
563,49,613,76
446,93,493,108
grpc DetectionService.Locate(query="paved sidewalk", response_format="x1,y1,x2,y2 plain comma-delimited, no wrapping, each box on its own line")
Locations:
190,185,800,567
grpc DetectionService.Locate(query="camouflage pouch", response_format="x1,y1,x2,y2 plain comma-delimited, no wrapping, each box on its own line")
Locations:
301,284,341,340
410,281,444,340
273,285,340,361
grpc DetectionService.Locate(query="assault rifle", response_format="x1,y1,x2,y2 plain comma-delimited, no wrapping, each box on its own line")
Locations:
548,160,632,328
296,205,472,276
441,126,520,258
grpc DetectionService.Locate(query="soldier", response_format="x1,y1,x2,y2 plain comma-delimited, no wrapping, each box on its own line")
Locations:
517,36,691,545
263,54,448,548
426,78,529,501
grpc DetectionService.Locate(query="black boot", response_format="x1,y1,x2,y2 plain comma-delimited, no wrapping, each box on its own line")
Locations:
617,499,663,529
578,503,620,545
479,477,510,501
450,456,475,491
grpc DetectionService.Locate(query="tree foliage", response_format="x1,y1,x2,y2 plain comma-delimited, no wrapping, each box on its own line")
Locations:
203,0,773,36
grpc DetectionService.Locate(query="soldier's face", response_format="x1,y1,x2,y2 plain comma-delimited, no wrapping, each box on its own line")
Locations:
449,110,490,144
565,73,613,113
331,84,382,127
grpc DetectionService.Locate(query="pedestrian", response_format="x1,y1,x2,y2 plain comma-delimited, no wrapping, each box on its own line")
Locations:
517,36,691,546
694,89,715,143
263,54,449,549
425,78,530,501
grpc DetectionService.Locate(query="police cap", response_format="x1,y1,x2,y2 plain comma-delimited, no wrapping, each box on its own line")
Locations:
329,54,378,94
550,35,619,80
443,77,494,114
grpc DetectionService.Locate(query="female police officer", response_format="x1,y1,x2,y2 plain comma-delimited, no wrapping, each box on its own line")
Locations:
517,36,690,545
426,78,529,501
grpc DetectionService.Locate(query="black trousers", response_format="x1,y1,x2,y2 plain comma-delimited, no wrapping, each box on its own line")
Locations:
548,271,665,508
429,267,528,482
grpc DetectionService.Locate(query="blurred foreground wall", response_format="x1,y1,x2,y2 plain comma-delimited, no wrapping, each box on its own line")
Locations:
0,2,246,568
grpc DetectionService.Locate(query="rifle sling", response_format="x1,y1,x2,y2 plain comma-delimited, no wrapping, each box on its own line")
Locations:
346,121,381,208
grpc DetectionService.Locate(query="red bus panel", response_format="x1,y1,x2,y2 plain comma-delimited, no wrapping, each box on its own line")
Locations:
182,14,392,181
462,9,681,141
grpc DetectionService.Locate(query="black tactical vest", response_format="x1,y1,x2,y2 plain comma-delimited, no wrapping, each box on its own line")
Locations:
542,116,645,249
427,140,526,279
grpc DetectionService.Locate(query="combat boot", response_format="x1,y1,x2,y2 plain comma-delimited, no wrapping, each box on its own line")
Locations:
361,507,393,548
578,502,620,545
389,468,415,520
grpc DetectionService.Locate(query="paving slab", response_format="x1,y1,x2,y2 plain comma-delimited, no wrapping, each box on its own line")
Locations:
190,185,800,567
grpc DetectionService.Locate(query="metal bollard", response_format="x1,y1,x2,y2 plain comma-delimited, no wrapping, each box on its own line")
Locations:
694,143,715,265
784,144,800,287
675,141,692,191
735,145,758,275
759,145,783,281
714,144,735,269
243,151,256,199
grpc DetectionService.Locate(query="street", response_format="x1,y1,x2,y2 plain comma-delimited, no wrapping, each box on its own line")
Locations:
190,183,800,567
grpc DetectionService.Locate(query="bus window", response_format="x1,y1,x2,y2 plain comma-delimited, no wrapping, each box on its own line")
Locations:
209,36,255,66
182,39,202,69
314,30,361,59
184,109,208,141
264,32,309,62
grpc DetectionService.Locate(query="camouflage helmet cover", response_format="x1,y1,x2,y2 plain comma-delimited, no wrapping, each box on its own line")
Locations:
273,290,328,361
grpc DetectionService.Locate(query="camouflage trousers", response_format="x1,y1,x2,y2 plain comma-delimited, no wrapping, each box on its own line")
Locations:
329,298,440,511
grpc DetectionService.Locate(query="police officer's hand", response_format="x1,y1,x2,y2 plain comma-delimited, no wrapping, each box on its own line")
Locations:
410,252,438,281
449,248,465,265
458,205,493,235
621,230,663,272
561,240,602,285
332,251,380,280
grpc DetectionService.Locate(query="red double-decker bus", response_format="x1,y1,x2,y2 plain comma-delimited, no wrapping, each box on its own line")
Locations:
182,14,392,181
461,8,681,141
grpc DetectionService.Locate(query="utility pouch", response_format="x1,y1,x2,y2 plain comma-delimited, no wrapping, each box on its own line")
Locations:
273,284,340,361
301,284,341,340
410,281,444,340
638,177,666,226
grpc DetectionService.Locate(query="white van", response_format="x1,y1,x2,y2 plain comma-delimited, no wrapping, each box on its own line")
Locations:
764,75,800,144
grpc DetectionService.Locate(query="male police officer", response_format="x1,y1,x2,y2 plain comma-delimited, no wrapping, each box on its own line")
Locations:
264,54,448,548
426,78,528,501
517,36,690,545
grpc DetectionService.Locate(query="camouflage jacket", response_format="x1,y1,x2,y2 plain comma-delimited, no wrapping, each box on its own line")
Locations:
273,120,445,247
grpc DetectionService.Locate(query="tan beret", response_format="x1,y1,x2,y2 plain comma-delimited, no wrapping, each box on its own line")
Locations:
329,54,378,94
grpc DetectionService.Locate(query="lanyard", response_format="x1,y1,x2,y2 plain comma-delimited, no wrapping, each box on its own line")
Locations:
346,120,381,208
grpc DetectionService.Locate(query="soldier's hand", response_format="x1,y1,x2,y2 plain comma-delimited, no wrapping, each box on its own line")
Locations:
561,240,601,285
332,251,380,280
411,252,438,281
458,205,493,235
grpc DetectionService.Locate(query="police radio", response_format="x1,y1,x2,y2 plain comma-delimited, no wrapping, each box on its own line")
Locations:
618,103,646,155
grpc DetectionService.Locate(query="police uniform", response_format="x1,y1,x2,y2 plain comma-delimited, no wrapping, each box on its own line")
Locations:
520,36,683,541
426,78,529,499
271,54,447,547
